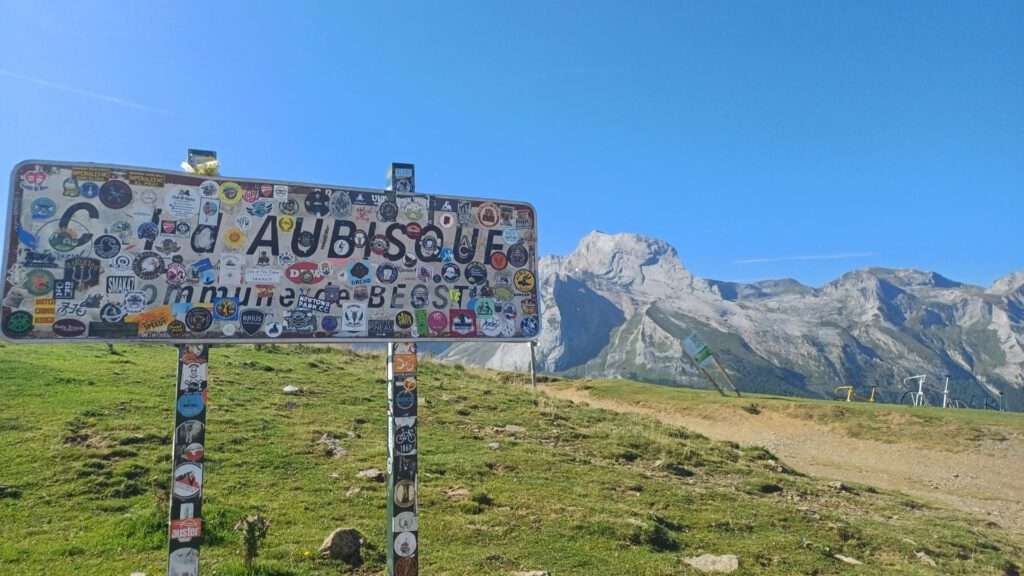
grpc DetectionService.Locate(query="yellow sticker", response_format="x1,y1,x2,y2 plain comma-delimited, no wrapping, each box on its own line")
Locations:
34,298,56,325
219,181,243,205
279,216,295,232
514,269,535,292
223,227,247,250
128,306,173,333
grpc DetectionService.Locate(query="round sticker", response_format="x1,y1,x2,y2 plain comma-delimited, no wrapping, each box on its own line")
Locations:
427,311,447,334
222,323,237,337
177,393,205,418
173,463,203,499
3,311,33,336
223,227,247,250
279,199,299,216
379,201,399,221
322,316,338,332
476,203,500,228
265,321,283,338
490,251,508,271
219,181,243,205
199,180,219,197
169,548,199,575
514,270,536,292
30,198,56,219
279,216,295,232
80,182,99,198
395,311,414,329
394,480,416,508
176,420,204,444
100,303,126,323
168,320,187,338
502,228,520,245
507,243,529,268
441,263,461,282
305,189,330,216
99,180,133,209
394,531,417,558
24,269,54,296
185,307,213,333
465,263,488,285
134,252,165,280
93,235,122,259
405,222,422,239
166,263,188,286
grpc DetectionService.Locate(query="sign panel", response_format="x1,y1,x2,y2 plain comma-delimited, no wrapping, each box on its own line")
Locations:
2,161,539,342
683,334,715,370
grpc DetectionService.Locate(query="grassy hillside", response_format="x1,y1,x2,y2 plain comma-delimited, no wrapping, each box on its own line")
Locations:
0,343,1021,575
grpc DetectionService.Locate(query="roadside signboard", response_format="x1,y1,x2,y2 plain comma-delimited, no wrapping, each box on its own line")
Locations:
683,334,715,370
2,161,539,343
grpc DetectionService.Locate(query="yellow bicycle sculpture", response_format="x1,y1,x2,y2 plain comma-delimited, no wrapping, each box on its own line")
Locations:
834,385,878,403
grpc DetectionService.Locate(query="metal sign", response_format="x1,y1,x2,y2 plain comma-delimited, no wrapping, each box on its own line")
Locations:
168,344,209,576
1,161,539,343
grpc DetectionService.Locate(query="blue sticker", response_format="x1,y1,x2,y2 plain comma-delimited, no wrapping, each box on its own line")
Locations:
322,316,338,332
80,182,100,198
177,393,205,417
212,296,240,321
520,316,539,337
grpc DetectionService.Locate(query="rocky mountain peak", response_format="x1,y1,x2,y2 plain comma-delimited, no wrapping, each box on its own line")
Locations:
990,272,1024,295
563,231,692,290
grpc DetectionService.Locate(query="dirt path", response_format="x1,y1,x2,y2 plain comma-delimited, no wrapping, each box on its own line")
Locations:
546,386,1024,536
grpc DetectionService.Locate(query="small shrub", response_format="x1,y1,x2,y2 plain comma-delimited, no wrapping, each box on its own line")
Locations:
235,514,271,569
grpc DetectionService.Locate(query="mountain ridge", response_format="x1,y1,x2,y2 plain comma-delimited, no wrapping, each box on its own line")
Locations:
442,230,1024,410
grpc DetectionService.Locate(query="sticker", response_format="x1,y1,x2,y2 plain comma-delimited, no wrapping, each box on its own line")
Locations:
394,511,418,532
223,227,247,250
219,181,243,205
170,518,202,543
185,307,213,333
80,182,99,198
265,321,283,338
465,263,488,285
273,185,289,200
279,199,299,216
168,547,199,576
93,235,122,259
330,190,352,218
477,203,500,228
199,198,220,225
52,318,86,337
65,257,101,290
305,189,330,216
297,295,331,314
449,309,476,336
521,315,539,337
347,261,373,285
31,198,56,219
173,463,203,499
514,270,535,293
212,297,240,321
134,252,166,280
181,443,205,462
341,303,367,335
287,262,325,285
427,311,447,334
394,531,417,558
394,479,416,508
278,215,295,232
99,180,133,209
33,298,56,324
100,303,127,323
395,311,414,330
394,353,417,373
507,243,529,268
502,228,521,245
396,557,418,576
490,251,508,271
177,393,205,418
176,420,204,444
24,269,55,296
395,417,417,456
240,309,265,335
167,189,199,217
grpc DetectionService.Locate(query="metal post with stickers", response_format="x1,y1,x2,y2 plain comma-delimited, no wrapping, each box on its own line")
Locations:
1,151,540,575
385,163,419,575
168,149,220,576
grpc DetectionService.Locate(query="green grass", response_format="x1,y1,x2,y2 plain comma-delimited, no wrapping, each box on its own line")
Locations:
0,343,1021,575
565,377,1024,452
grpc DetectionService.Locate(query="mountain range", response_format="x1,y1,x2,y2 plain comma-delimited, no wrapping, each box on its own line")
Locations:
440,231,1024,411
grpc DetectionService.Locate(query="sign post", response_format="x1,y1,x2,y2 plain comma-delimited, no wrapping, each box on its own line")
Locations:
166,150,219,576
385,163,419,576
1,158,539,574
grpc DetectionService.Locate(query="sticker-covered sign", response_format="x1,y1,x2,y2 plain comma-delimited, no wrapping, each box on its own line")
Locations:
2,161,539,342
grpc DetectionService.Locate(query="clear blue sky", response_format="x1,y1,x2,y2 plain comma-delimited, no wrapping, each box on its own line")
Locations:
1,1,1020,287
